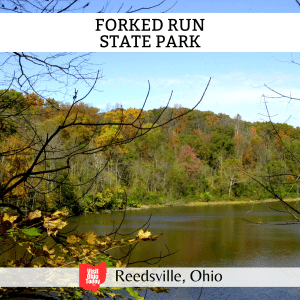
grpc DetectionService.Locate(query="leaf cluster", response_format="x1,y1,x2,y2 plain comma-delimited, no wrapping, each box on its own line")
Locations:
0,208,165,299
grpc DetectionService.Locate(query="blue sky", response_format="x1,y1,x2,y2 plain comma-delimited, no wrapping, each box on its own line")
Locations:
86,0,300,13
2,1,300,127
84,52,300,128
2,0,299,13
76,0,300,128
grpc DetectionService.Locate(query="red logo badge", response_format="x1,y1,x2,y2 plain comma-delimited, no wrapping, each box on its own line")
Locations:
79,261,107,292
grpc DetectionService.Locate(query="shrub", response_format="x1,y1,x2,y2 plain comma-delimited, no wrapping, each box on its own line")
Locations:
198,192,212,202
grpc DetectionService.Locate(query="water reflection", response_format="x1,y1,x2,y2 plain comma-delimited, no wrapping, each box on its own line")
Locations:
66,202,300,267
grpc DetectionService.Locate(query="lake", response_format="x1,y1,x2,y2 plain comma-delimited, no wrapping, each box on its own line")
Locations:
66,201,300,299
67,201,300,268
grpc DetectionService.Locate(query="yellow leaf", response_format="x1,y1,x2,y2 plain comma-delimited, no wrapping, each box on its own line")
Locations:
85,257,92,264
55,256,65,266
149,287,170,293
43,216,53,228
99,241,108,247
67,235,80,244
104,234,111,241
61,248,69,254
28,210,41,221
55,220,67,230
3,213,18,223
52,208,69,218
116,261,127,268
107,293,117,297
27,246,35,256
43,245,55,255
43,217,67,235
86,230,98,245
136,229,151,240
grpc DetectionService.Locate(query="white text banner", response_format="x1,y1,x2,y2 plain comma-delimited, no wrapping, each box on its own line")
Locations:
1,268,300,287
0,13,299,52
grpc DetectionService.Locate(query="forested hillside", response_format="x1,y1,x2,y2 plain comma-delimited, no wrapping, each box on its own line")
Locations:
1,90,300,215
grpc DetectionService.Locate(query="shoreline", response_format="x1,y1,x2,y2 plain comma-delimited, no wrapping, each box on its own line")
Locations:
98,197,300,213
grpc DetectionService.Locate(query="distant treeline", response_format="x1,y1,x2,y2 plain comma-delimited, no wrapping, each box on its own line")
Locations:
1,90,300,214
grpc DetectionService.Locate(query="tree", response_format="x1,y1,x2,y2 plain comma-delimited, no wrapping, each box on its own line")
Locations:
0,50,211,299
208,125,235,171
178,144,202,177
220,157,244,197
0,76,211,209
245,88,300,222
0,0,176,13
0,6,198,299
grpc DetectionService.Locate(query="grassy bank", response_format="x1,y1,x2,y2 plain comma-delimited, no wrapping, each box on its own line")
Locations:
117,197,300,212
84,189,300,213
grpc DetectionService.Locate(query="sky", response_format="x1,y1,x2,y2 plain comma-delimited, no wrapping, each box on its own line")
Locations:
78,0,300,128
1,0,299,13
84,52,300,128
2,1,300,127
86,0,300,13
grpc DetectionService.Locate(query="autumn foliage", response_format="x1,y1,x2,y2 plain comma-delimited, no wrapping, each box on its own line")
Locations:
1,86,300,298
1,89,300,212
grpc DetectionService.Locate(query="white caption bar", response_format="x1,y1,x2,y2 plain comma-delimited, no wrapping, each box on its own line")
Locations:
1,268,300,287
0,13,299,52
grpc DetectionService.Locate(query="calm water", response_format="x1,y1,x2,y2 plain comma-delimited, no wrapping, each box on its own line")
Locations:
67,201,300,299
66,201,300,268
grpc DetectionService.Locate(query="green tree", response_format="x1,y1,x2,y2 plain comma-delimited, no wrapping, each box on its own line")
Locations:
0,52,211,299
220,158,243,197
209,125,235,169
